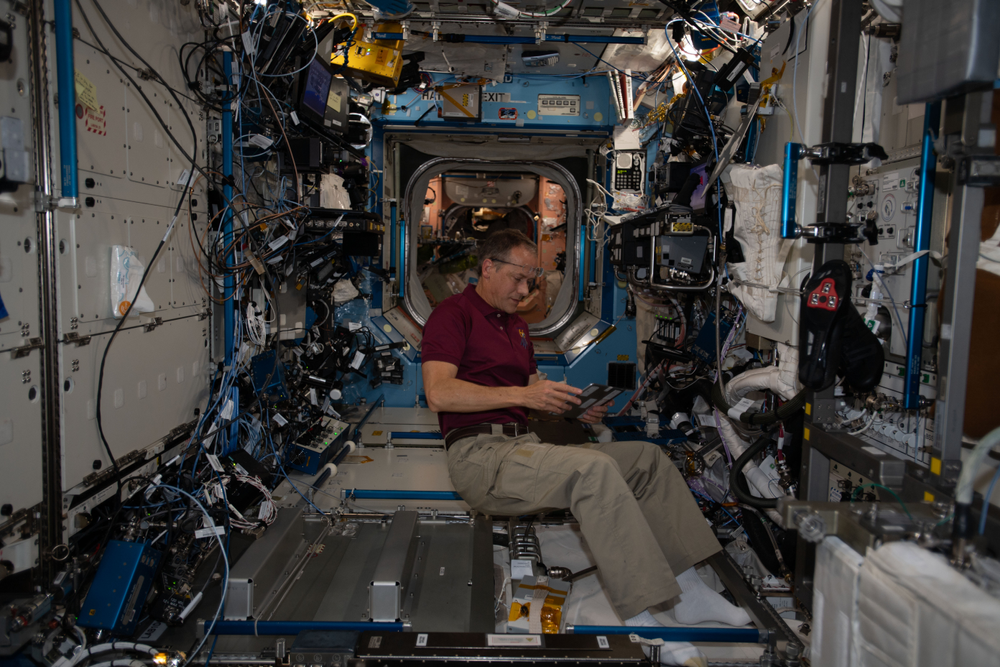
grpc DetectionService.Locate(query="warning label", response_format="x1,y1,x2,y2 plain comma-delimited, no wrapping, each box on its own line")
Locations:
79,105,107,136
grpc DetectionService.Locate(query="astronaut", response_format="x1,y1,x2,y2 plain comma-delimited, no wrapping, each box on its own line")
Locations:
422,229,751,629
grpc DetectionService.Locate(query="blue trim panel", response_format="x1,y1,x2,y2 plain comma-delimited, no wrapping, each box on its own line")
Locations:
55,0,78,200
569,625,764,643
905,102,940,410
345,489,463,500
781,142,800,239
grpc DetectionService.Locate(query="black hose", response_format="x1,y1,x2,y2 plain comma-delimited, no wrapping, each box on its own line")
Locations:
730,432,779,509
566,565,598,583
710,381,806,426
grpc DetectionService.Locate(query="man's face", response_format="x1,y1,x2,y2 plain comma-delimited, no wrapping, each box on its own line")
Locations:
480,245,540,314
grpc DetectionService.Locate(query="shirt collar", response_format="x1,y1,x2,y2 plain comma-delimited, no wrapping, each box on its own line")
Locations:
464,283,506,319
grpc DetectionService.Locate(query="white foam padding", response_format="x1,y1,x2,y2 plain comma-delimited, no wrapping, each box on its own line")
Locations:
725,164,791,323
811,537,865,667
853,541,1000,666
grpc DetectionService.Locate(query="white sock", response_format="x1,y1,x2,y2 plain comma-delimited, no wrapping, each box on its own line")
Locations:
671,567,751,626
641,641,707,667
625,609,662,627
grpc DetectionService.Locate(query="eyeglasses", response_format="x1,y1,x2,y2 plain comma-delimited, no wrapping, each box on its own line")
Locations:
491,258,543,279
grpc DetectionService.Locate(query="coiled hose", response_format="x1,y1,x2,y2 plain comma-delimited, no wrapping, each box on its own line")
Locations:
710,381,806,426
730,432,779,509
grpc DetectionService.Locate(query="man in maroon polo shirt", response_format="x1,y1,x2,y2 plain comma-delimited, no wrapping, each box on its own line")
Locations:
422,229,750,631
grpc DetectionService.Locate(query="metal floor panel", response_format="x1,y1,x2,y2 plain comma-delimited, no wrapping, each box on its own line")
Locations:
257,520,489,631
205,519,492,655
305,447,471,514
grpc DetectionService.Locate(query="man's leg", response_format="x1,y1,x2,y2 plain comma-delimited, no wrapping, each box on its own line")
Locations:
447,433,681,620
586,441,750,626
584,441,720,573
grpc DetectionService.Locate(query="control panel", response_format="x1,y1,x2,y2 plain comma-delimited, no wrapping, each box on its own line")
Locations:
848,162,922,358
288,416,351,475
613,150,645,193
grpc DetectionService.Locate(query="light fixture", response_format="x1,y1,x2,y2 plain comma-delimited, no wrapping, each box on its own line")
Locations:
679,34,702,62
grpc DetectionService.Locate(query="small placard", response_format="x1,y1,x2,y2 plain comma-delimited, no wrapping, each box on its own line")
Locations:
597,636,610,649
488,634,542,647
138,621,168,642
697,412,717,428
205,453,224,472
415,634,428,647
195,526,225,539
727,396,759,420
241,31,255,56
248,134,273,149
511,558,533,579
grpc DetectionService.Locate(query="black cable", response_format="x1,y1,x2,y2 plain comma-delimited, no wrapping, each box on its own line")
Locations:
565,565,598,582
781,15,795,56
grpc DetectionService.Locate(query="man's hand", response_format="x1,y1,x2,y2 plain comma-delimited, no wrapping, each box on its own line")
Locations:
579,402,609,424
521,380,582,414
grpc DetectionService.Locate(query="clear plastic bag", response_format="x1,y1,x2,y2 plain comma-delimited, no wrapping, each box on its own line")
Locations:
110,245,155,318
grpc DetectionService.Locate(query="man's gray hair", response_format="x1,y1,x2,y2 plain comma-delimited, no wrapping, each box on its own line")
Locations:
476,229,537,276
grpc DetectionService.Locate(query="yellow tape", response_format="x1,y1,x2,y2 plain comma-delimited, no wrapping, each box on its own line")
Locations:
924,491,935,502
760,62,786,86
805,402,812,416
437,87,475,118
930,457,942,476
803,427,810,441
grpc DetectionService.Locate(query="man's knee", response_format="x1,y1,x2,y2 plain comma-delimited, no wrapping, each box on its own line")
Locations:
574,448,625,482
608,440,669,471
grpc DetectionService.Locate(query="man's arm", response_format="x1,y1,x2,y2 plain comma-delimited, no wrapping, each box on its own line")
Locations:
423,361,583,414
526,373,609,425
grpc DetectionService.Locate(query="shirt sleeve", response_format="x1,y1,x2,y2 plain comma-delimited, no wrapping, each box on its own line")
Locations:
521,315,538,375
421,299,469,368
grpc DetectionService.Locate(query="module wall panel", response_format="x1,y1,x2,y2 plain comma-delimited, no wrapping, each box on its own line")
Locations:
0,4,44,514
60,315,210,490
50,0,211,490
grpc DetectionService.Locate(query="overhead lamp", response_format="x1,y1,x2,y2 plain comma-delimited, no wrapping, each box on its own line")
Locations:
679,34,702,62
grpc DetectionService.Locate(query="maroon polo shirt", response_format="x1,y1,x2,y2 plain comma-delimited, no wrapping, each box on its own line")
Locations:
422,284,537,436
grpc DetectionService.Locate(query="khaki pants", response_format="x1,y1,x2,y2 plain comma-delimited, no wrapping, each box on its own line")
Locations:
447,431,721,619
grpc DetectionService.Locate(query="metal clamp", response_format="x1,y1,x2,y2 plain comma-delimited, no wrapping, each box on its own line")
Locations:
63,332,91,347
11,337,43,358
781,141,887,241
957,155,1000,186
142,317,163,333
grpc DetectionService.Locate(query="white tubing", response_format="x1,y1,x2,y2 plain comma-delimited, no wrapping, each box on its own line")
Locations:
725,344,800,403
956,425,1000,505
717,413,751,459
58,644,157,667
179,591,203,621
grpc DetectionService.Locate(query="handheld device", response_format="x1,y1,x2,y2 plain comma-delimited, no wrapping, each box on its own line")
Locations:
557,383,625,420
